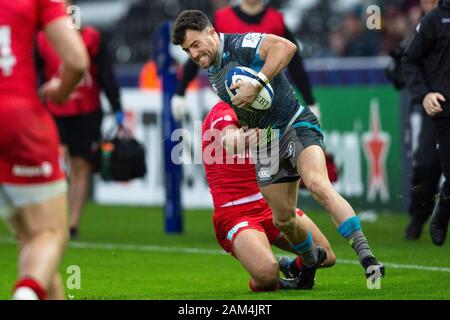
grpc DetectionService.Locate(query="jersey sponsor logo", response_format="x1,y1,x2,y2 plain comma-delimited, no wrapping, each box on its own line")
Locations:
242,33,264,48
287,141,296,158
257,168,271,180
0,26,17,77
210,115,233,130
222,51,230,61
12,162,53,178
226,221,249,240
441,18,450,24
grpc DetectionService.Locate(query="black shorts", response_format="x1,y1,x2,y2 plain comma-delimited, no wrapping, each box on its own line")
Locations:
254,106,324,187
55,111,102,162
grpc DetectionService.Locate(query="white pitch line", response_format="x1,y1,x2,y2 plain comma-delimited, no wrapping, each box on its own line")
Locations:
1,236,450,273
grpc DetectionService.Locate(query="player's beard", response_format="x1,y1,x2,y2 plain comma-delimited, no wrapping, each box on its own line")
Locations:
197,54,211,69
197,37,218,69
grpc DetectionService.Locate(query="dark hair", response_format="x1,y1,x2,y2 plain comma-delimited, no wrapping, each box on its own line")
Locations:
171,10,212,45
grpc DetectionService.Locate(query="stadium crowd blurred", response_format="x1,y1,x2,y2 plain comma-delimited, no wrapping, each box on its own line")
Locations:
75,0,427,63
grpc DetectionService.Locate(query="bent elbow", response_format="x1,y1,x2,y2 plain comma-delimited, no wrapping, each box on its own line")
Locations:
285,41,297,60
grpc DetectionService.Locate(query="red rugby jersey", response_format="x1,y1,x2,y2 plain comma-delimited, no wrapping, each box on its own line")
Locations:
37,26,102,116
214,6,286,36
202,101,260,208
0,0,65,107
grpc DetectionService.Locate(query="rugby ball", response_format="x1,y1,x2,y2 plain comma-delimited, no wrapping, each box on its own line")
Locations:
225,66,274,110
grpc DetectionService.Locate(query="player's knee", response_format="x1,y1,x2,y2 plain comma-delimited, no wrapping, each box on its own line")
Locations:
253,262,279,291
32,226,68,247
323,250,336,267
273,213,296,232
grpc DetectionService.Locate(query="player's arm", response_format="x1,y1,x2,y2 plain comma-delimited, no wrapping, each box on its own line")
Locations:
257,34,297,83
231,34,296,109
283,28,315,106
221,124,260,154
171,59,200,121
221,124,245,154
41,17,89,104
96,35,125,125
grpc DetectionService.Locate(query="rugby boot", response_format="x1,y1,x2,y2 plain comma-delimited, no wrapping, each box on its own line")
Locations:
297,246,327,290
278,257,300,279
362,255,385,281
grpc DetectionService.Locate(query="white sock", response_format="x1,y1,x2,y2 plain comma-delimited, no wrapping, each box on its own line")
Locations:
12,287,39,300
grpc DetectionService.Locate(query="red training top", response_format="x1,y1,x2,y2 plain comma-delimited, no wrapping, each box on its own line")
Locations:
202,101,260,208
37,26,102,116
0,0,65,107
214,6,286,36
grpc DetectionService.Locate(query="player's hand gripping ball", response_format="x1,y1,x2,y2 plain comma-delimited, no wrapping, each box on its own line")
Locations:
226,66,273,110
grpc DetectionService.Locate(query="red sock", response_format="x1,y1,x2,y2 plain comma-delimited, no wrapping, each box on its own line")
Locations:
295,256,304,271
14,278,46,300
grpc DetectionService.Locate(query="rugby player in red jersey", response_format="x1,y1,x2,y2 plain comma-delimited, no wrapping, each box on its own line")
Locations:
202,101,336,291
0,0,89,299
36,0,124,239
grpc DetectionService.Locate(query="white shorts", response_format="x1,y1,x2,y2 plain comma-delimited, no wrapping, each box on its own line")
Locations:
0,179,67,220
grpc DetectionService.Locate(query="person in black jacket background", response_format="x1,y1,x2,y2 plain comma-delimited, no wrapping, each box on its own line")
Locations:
387,0,440,240
403,0,450,246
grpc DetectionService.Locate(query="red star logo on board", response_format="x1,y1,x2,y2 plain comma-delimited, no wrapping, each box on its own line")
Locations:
362,98,390,202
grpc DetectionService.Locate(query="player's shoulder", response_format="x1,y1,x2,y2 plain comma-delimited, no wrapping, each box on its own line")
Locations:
265,7,284,20
82,25,100,37
225,32,265,50
204,102,237,130
213,101,235,114
82,25,101,44
81,26,101,54
419,8,441,29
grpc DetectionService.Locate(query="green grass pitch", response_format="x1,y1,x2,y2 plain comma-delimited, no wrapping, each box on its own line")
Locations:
0,203,449,300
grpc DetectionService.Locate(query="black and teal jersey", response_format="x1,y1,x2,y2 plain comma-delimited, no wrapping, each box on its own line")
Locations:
207,32,301,130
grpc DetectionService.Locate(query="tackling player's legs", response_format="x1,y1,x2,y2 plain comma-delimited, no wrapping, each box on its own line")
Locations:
258,180,323,270
232,211,335,291
233,229,280,291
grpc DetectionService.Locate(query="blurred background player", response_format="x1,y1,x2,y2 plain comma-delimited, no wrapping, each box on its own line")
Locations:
171,0,318,121
202,101,336,291
403,0,450,246
36,0,124,239
0,0,89,299
386,0,440,240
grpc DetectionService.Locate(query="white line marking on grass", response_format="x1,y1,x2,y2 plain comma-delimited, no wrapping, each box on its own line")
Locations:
1,236,450,273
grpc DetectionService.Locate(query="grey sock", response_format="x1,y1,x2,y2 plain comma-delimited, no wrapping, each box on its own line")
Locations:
347,230,373,263
298,246,318,267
